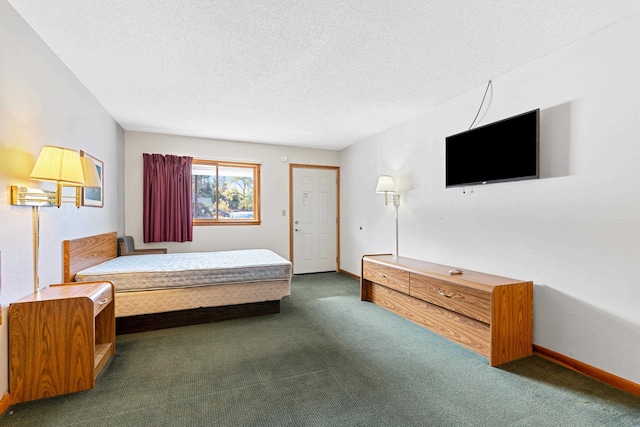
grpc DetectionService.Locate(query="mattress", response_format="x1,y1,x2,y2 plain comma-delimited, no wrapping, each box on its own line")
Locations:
75,249,292,292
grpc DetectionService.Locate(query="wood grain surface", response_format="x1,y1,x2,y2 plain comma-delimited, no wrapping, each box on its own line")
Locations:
63,232,117,282
361,254,533,366
9,282,115,403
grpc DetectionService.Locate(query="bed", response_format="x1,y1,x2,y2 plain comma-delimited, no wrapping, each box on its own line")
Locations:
63,232,292,334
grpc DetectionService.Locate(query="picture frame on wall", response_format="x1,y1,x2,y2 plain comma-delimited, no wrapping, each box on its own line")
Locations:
80,151,104,207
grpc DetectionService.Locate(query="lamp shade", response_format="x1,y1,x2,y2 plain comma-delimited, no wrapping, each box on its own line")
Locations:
375,175,395,193
79,157,101,187
30,146,85,185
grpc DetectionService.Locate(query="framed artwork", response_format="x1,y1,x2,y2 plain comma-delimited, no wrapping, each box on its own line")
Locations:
80,151,104,207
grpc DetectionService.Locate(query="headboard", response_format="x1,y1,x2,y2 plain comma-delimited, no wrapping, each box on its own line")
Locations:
63,232,118,282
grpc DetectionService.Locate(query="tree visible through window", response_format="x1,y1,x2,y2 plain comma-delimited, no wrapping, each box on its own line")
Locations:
192,160,260,225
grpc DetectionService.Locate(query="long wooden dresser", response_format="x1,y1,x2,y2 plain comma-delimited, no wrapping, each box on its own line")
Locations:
361,254,533,366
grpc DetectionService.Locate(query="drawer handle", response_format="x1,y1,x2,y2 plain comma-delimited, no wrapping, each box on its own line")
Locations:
437,290,453,298
378,273,388,278
98,298,109,306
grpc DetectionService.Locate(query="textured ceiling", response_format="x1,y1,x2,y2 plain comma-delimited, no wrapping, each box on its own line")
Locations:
7,1,637,150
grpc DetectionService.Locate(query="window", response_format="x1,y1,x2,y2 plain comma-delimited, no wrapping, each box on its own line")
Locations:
192,159,260,225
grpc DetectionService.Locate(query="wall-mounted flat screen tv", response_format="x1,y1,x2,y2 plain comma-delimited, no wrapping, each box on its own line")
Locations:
445,109,539,188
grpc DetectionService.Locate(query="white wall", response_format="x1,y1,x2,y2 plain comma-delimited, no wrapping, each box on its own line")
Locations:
0,0,124,399
341,14,640,384
124,132,340,259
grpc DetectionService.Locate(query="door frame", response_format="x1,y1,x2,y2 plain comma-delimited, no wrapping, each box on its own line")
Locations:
289,164,340,274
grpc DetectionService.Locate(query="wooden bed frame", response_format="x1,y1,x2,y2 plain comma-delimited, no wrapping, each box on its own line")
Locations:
63,232,290,334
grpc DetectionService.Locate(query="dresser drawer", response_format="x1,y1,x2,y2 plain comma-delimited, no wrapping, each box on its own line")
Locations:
409,274,491,324
93,285,113,316
363,261,410,294
368,282,491,358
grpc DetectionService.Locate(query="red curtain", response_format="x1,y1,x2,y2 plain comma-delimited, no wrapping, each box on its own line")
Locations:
143,153,193,243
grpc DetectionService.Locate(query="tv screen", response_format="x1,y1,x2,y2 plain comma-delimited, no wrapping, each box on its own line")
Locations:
445,109,539,188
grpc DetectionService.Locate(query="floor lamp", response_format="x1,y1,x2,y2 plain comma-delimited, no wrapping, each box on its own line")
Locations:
10,146,101,291
376,175,400,258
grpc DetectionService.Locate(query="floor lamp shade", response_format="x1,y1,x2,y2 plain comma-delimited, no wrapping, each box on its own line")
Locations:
79,157,101,187
375,175,395,193
30,146,85,185
376,175,395,206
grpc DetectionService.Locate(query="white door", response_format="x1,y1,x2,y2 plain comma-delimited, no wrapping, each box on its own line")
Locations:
292,167,338,274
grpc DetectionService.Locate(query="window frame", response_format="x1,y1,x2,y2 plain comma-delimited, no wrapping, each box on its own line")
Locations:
192,159,261,226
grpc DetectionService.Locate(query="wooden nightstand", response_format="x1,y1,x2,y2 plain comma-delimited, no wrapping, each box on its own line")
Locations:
9,281,115,403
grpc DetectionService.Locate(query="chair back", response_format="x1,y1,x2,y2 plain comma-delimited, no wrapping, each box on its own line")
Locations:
117,236,136,256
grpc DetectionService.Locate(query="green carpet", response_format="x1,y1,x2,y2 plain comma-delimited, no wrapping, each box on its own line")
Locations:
3,273,640,426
